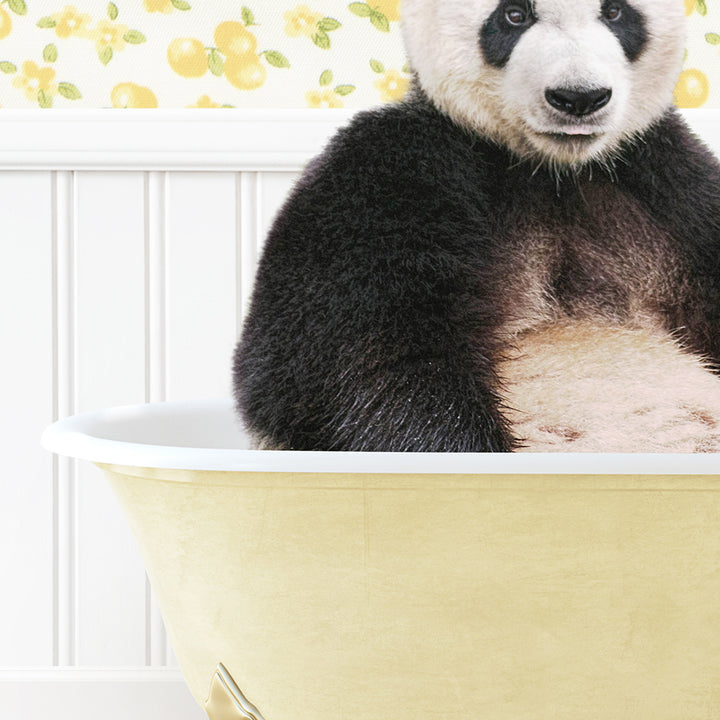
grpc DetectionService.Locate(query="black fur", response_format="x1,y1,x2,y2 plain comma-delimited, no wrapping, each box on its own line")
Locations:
480,0,536,69
600,0,648,62
616,112,720,362
233,91,720,452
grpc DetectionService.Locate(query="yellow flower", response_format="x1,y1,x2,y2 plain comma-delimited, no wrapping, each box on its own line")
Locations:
284,5,321,38
144,0,174,13
91,19,128,53
374,69,409,102
111,82,158,108
190,95,221,108
54,6,92,38
13,61,58,103
305,88,344,109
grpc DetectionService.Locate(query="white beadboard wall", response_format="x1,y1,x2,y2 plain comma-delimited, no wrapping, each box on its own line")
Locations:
0,108,718,720
0,109,354,720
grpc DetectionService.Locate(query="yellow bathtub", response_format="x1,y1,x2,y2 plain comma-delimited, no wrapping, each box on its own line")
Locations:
42,400,720,719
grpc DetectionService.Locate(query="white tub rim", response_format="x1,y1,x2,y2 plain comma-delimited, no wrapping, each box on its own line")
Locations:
40,398,720,475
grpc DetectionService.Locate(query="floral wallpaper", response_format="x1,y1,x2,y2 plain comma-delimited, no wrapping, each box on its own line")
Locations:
0,0,715,109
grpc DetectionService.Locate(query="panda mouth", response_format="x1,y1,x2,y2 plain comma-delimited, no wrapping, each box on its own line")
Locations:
522,118,608,158
527,117,604,143
543,131,599,143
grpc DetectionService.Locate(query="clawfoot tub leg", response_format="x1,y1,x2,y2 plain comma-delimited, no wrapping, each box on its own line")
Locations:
204,664,267,720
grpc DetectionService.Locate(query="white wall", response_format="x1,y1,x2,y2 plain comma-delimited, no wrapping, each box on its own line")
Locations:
0,109,351,719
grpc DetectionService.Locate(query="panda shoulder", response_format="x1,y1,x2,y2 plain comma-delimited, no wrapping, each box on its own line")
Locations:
306,100,488,187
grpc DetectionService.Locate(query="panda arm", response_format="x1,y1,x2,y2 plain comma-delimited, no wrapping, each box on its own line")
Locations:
234,108,514,452
617,109,720,362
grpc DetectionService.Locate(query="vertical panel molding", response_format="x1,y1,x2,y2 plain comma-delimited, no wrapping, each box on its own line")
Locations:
237,172,261,329
144,171,169,667
53,170,78,667
145,171,168,405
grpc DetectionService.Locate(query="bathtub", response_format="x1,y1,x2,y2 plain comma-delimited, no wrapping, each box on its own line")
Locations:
42,399,720,719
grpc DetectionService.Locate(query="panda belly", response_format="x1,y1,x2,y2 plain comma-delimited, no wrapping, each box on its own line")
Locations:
498,322,720,452
491,186,720,452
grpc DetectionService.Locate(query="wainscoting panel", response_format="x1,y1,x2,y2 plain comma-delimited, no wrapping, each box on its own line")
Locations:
1,108,718,719
0,171,55,668
0,110,331,720
74,171,149,668
164,172,240,402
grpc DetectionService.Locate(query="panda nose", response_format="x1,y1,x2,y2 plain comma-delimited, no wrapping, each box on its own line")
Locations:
544,87,612,117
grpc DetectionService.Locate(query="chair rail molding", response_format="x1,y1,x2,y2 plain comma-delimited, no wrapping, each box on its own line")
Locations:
0,109,359,171
0,108,716,171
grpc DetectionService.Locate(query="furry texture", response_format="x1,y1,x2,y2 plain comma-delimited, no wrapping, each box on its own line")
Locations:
402,0,684,165
233,0,720,452
501,323,720,452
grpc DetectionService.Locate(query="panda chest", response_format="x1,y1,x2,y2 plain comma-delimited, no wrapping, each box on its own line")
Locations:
496,185,682,335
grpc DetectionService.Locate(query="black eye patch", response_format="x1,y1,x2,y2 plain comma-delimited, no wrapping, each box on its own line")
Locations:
600,0,647,62
480,0,536,69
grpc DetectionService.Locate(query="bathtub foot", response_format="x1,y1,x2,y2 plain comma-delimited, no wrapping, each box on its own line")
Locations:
204,663,267,720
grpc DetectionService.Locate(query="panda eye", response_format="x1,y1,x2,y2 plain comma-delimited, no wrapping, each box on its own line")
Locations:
505,5,529,26
604,4,622,21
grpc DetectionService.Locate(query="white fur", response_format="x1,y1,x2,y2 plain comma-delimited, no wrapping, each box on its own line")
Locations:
401,0,686,164
499,323,720,452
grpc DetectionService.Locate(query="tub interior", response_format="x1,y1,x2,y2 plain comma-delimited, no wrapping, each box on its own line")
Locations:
82,400,251,449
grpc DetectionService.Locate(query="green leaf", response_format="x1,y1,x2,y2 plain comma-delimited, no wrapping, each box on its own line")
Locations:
263,50,290,68
334,84,355,96
319,69,333,86
58,82,82,100
37,16,57,28
7,0,27,15
0,61,17,73
98,45,113,65
43,44,58,63
705,32,720,45
241,6,256,26
312,30,331,49
697,0,708,16
318,17,341,32
369,58,384,73
349,2,373,17
124,30,146,44
208,49,224,76
402,62,411,74
171,0,191,9
107,2,118,20
370,11,390,32
37,89,53,108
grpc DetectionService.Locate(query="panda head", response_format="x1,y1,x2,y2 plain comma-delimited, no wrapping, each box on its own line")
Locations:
401,0,685,166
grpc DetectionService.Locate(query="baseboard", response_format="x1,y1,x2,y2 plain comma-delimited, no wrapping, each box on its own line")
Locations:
0,668,206,720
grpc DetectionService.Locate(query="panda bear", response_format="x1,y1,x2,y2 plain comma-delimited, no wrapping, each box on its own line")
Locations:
233,0,720,452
